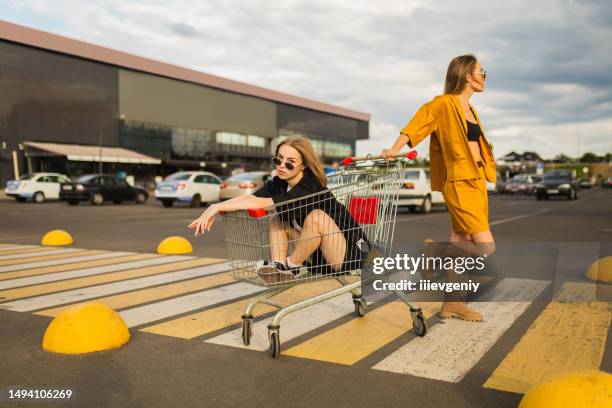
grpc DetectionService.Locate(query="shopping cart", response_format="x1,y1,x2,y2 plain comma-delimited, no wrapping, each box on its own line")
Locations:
222,152,428,358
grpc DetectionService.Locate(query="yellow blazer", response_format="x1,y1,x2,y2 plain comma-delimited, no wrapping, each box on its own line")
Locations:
400,94,496,191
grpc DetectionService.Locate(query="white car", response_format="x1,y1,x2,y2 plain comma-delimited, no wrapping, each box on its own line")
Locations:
5,172,72,203
397,168,445,213
155,171,221,207
220,171,271,200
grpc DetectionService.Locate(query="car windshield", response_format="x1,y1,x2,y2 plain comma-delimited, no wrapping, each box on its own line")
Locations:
404,170,420,180
544,172,571,181
76,175,97,183
227,173,261,181
166,173,191,181
511,175,527,182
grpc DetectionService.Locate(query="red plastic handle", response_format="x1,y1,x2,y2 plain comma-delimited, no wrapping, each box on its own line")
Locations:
247,208,268,218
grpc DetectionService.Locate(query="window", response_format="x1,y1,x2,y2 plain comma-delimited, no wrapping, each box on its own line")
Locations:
247,135,266,148
217,132,247,146
205,176,220,185
193,175,205,183
47,176,59,183
166,172,191,181
37,176,52,182
404,171,420,180
100,177,116,186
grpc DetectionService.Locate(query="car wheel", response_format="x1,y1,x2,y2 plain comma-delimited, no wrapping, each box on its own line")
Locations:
407,205,417,213
162,200,173,208
67,200,79,205
536,195,543,201
91,192,104,205
33,191,45,203
190,194,201,208
135,192,147,204
420,196,432,214
15,197,27,203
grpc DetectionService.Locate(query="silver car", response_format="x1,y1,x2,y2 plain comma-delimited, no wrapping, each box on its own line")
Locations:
220,171,271,200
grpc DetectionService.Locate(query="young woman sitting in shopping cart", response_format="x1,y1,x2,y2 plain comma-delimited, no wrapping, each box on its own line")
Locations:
188,136,367,283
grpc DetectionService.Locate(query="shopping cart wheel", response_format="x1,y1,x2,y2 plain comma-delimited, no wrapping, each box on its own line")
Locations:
268,330,281,359
412,311,428,337
354,298,368,317
241,315,253,346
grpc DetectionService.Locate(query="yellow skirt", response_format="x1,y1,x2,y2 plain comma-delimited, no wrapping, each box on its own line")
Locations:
442,167,489,234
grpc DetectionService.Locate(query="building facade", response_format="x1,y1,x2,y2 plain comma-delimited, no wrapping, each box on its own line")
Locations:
0,20,369,186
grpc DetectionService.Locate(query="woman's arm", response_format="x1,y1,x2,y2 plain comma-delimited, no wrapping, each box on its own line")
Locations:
188,194,274,237
381,134,410,158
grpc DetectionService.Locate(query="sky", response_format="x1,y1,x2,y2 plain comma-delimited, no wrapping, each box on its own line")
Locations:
2,0,611,160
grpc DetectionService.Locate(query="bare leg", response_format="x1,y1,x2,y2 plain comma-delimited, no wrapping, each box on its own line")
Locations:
289,209,347,271
269,217,289,263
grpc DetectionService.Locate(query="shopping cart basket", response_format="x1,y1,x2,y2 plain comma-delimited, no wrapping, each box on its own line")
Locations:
222,152,427,358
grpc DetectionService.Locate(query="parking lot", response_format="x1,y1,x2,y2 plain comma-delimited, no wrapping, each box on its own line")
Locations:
0,187,610,407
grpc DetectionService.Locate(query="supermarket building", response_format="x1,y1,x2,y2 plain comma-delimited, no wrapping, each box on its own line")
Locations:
0,20,369,186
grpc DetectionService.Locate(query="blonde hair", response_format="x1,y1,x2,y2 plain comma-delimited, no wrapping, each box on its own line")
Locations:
444,54,478,94
276,136,327,188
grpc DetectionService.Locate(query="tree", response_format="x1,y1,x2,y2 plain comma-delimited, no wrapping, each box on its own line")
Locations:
553,153,573,163
580,152,600,163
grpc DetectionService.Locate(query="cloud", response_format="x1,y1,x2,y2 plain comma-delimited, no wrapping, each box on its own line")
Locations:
2,0,611,158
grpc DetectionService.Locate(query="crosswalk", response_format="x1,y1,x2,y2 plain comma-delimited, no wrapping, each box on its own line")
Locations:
0,242,609,395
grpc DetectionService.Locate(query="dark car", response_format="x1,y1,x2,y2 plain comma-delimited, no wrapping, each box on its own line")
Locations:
579,178,592,189
535,170,580,200
601,177,612,189
60,174,148,205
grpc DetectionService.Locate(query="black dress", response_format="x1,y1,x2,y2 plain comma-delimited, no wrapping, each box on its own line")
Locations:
253,169,367,274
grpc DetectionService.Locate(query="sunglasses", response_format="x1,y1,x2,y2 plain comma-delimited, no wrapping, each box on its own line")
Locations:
272,156,300,171
476,69,487,80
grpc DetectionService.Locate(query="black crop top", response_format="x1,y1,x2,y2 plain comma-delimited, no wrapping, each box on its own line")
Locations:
466,120,481,142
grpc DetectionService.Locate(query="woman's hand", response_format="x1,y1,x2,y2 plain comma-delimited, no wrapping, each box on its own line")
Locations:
188,204,220,237
381,147,399,160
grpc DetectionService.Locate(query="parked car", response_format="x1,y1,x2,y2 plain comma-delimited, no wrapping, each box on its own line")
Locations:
219,171,271,200
60,174,148,205
535,170,580,200
155,171,221,207
504,174,541,195
5,172,71,203
486,171,505,194
579,177,592,189
602,177,612,189
396,168,445,213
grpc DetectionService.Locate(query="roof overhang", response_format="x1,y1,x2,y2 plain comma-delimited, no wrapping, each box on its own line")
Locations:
24,141,162,165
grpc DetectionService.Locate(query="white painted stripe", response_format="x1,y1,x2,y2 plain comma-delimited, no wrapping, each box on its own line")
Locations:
0,248,81,260
120,281,264,327
489,209,550,226
372,278,549,382
0,262,234,312
0,251,134,273
0,245,38,252
206,292,361,351
0,255,192,290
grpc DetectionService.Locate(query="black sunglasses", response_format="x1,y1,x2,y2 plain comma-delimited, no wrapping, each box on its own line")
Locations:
272,156,298,171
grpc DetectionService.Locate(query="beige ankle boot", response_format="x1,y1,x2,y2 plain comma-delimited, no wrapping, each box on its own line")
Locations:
439,301,483,322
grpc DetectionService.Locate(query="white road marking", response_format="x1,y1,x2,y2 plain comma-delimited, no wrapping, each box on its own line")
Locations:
0,251,134,273
0,262,234,312
0,255,192,290
206,292,362,351
489,209,550,226
372,278,549,382
119,282,264,327
0,248,81,260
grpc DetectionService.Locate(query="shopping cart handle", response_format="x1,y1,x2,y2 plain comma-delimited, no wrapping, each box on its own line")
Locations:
341,151,417,166
247,208,268,218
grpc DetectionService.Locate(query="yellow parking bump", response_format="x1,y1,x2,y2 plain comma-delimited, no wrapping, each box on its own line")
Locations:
283,301,441,365
0,253,156,281
157,236,193,255
37,271,235,317
519,370,612,408
586,256,612,283
43,302,130,354
0,249,96,266
484,282,611,394
41,230,73,246
0,257,224,301
141,279,343,339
